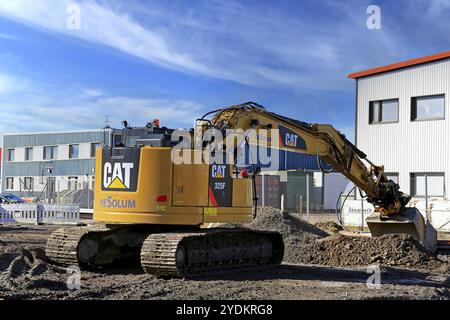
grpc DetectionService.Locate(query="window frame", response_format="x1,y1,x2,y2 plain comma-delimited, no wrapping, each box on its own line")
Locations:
43,145,58,160
369,98,399,125
410,172,445,197
411,94,445,122
6,177,14,190
90,142,101,158
24,177,33,191
25,147,33,161
7,148,15,162
69,144,80,159
384,172,399,184
68,176,79,190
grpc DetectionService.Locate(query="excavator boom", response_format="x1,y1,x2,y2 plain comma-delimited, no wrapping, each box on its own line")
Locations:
203,102,427,244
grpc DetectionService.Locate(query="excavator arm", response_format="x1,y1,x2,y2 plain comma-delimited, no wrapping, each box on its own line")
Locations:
201,102,428,244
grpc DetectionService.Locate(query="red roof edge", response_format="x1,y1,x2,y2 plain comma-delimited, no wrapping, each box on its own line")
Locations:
348,50,450,79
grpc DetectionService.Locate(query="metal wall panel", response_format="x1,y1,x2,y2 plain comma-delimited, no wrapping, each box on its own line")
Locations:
282,150,319,171
242,145,319,171
356,58,450,198
3,131,108,149
1,130,110,193
2,159,95,177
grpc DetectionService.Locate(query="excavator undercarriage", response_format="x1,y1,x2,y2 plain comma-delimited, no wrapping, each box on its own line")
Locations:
46,224,284,277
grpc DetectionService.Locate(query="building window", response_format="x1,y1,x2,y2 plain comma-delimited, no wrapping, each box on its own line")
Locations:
410,173,445,197
411,94,445,121
7,149,15,161
369,99,399,124
44,146,58,160
24,177,33,191
68,177,78,190
25,147,33,161
385,172,399,184
90,142,101,158
6,177,14,190
69,144,79,159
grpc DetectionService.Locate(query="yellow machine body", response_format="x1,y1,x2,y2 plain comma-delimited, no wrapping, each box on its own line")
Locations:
93,147,253,226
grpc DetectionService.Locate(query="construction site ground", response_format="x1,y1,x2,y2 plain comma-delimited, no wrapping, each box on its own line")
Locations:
0,207,449,300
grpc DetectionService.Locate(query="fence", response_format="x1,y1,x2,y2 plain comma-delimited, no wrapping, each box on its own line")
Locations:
256,171,350,220
55,177,94,212
0,203,80,224
18,176,94,212
338,176,450,234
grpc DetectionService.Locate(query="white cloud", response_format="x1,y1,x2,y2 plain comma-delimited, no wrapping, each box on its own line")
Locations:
0,73,25,94
0,0,212,77
426,0,450,16
83,88,104,97
0,32,18,40
0,0,380,90
0,97,202,133
0,81,203,133
2,0,449,94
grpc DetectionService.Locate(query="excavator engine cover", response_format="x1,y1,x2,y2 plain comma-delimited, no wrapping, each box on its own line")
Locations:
366,207,426,245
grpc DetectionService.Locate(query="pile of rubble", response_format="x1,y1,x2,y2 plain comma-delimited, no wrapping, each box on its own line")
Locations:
298,234,448,272
314,221,344,234
243,207,449,273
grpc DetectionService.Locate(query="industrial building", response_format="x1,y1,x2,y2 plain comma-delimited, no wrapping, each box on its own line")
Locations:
349,50,450,200
1,126,337,211
0,128,122,206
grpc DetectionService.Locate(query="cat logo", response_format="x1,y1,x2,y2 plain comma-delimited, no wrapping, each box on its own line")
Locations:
278,125,307,150
211,164,226,179
285,133,299,147
103,162,134,189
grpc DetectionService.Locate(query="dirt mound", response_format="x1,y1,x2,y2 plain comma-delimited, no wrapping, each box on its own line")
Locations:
297,234,449,272
245,207,329,239
240,207,449,273
239,207,328,264
314,221,344,234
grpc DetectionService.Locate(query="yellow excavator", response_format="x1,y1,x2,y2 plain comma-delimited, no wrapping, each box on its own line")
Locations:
45,102,429,277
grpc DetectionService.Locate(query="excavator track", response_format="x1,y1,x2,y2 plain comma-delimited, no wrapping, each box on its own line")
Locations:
45,225,149,268
141,228,284,277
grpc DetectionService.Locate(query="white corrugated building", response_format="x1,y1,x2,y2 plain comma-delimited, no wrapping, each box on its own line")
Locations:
349,51,450,200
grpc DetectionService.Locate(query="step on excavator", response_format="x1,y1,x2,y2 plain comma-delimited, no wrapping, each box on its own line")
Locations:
46,102,435,277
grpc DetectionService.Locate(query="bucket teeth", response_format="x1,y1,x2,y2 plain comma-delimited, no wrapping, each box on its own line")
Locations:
366,208,425,243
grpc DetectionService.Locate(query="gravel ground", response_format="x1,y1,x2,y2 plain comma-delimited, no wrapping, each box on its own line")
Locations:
0,208,449,300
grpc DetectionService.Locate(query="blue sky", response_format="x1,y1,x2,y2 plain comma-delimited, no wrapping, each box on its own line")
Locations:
0,0,449,142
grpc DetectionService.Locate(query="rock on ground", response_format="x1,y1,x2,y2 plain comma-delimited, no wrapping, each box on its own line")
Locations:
314,221,344,234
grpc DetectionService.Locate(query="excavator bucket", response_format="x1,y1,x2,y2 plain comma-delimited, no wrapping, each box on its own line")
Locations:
366,208,426,245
